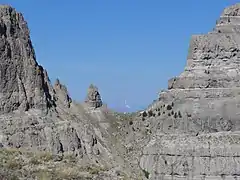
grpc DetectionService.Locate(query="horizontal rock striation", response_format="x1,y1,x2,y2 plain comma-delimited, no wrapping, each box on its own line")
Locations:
140,132,240,180
145,3,240,134
140,3,240,180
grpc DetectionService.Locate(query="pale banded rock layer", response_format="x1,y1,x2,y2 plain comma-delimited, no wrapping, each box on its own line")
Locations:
139,3,240,180
141,132,240,180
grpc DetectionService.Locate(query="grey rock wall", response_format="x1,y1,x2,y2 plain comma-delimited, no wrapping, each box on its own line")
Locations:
0,5,55,114
139,3,240,180
0,5,139,179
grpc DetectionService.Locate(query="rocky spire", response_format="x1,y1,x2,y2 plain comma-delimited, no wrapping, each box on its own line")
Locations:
0,5,54,113
85,84,102,108
53,78,72,108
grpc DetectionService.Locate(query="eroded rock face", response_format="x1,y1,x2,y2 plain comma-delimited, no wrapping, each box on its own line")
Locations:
0,5,54,114
85,84,103,108
138,3,240,179
0,5,140,179
53,79,72,108
141,132,240,179
144,3,240,135
4,2,240,180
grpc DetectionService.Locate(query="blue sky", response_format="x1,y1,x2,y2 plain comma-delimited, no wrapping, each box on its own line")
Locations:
2,0,240,112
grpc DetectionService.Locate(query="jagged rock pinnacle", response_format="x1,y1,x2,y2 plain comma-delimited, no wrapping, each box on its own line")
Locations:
53,78,72,108
85,84,102,108
0,6,128,179
0,5,55,113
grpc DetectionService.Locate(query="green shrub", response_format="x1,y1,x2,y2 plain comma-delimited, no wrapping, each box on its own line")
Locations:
174,112,177,118
142,169,150,179
166,105,172,110
148,110,153,117
142,111,147,117
178,111,182,118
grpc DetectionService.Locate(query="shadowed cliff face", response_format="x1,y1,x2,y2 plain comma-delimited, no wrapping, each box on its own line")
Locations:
0,5,55,114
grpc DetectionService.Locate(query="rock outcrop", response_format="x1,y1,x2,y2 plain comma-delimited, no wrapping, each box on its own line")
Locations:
0,5,143,180
137,3,240,180
3,2,240,180
85,84,103,108
53,78,72,108
0,5,55,114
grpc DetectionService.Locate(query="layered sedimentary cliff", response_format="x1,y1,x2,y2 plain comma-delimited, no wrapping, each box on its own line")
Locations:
139,3,240,180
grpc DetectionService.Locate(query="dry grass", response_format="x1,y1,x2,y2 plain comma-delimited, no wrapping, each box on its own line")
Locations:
0,148,110,180
63,154,77,163
29,151,53,165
